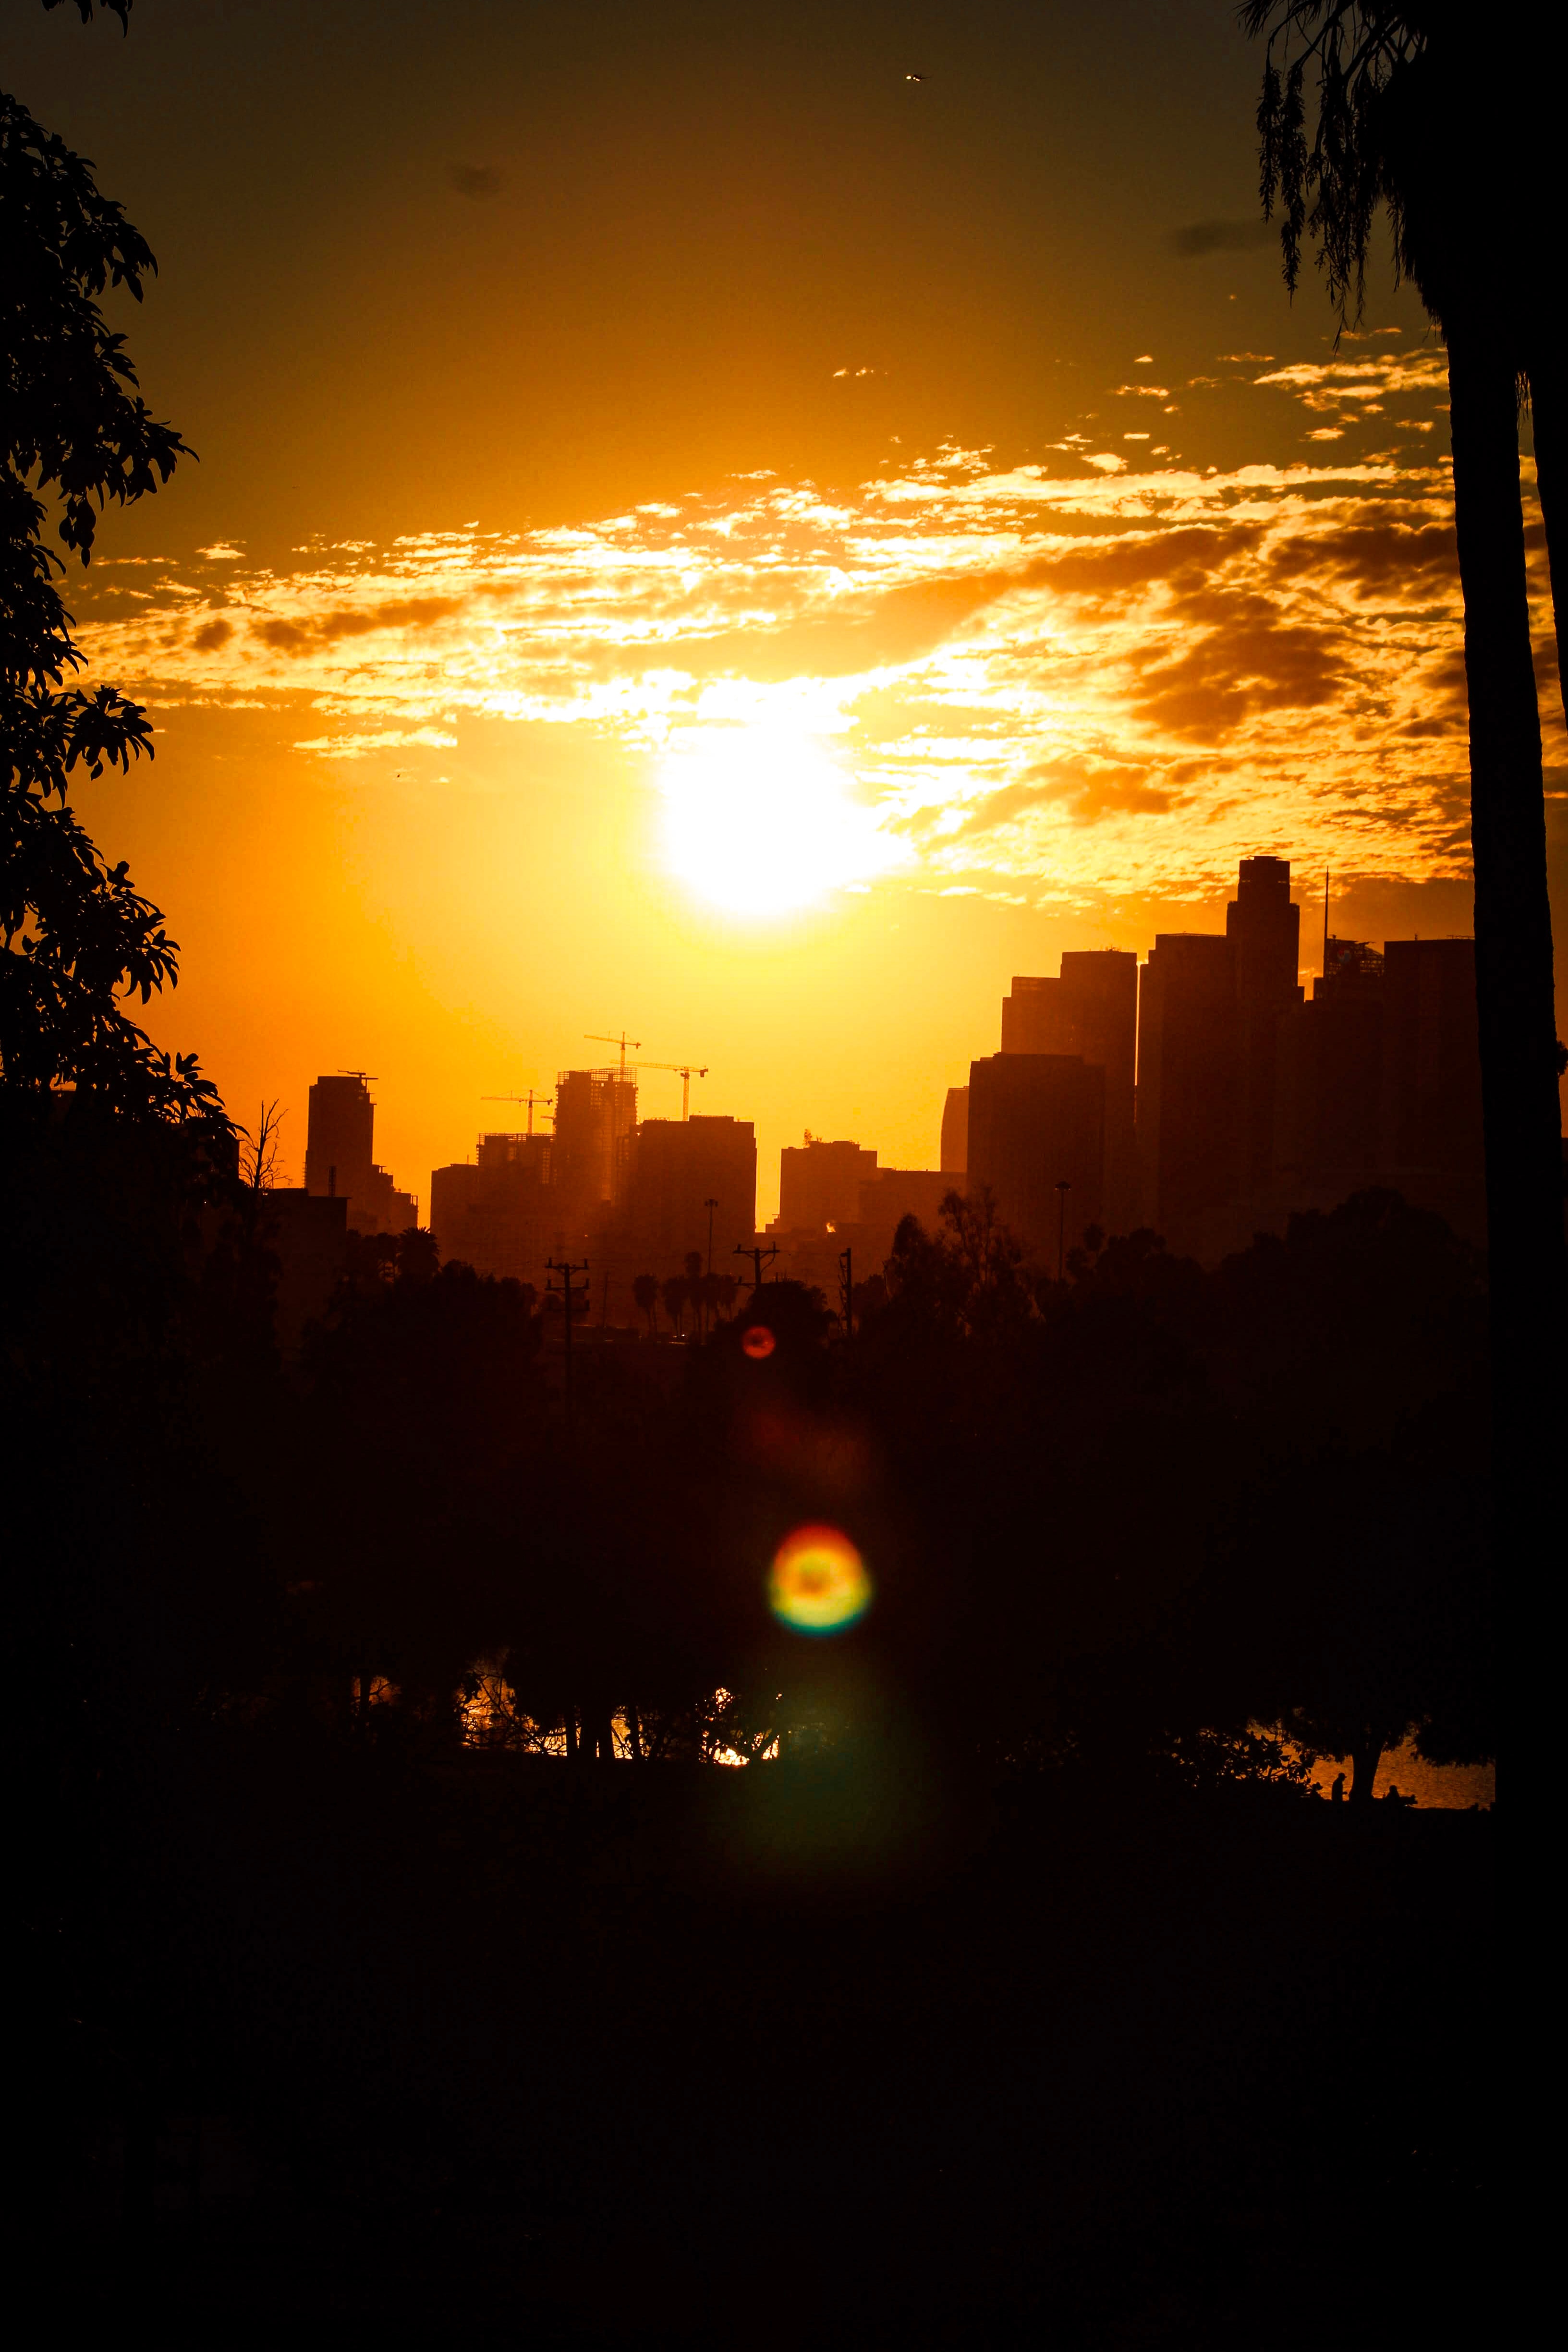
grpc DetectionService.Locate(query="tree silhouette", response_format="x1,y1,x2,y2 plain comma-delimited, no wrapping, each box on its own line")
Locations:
1241,2,1561,1552
632,1271,660,1336
661,1273,690,1335
1,82,221,1126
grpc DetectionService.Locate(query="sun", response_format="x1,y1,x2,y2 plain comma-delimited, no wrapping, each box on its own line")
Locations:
658,725,904,919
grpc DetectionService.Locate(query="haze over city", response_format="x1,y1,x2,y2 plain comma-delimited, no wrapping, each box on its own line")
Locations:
13,0,1557,1213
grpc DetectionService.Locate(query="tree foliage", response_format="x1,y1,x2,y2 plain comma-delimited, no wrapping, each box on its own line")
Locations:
1,84,221,1122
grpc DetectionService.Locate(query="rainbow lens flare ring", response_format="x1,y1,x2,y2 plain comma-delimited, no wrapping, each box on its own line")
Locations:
768,1524,872,1636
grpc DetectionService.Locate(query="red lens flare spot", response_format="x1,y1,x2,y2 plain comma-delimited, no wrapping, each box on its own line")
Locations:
741,1324,776,1359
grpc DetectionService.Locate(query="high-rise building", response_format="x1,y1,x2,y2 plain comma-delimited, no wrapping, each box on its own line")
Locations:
431,1131,555,1281
1001,950,1137,1229
1227,857,1302,1194
1136,934,1240,1237
1381,939,1484,1177
1273,938,1385,1194
552,1069,637,1212
304,1073,374,1205
940,1085,969,1176
854,1168,954,1260
304,1072,415,1235
967,1053,1105,1261
632,1115,758,1257
775,1136,878,1231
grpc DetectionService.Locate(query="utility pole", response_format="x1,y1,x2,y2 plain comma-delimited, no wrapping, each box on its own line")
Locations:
1054,1180,1071,1284
735,1239,779,1292
545,1255,589,1433
705,1198,718,1276
838,1243,853,1338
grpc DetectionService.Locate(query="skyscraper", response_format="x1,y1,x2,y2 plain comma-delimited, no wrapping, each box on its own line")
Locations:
940,1085,969,1176
1227,856,1301,1195
552,1068,638,1212
967,1053,1105,1261
1001,950,1137,1229
304,1073,374,1205
1381,939,1485,1179
776,1137,878,1231
1273,938,1385,1195
633,1115,758,1256
304,1072,416,1235
1136,934,1240,1237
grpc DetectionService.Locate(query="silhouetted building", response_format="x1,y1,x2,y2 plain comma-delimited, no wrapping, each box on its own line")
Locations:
941,1085,969,1176
1274,938,1385,1196
432,1131,555,1281
304,1071,416,1235
633,1115,757,1257
553,1068,637,1212
304,1073,373,1204
1380,939,1485,1232
430,1161,482,1258
1137,934,1240,1237
1228,857,1302,1194
1002,949,1137,1228
853,1166,954,1259
968,1053,1105,1261
775,1136,878,1232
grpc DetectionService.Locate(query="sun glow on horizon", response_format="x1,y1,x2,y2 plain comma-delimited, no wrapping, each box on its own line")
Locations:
658,725,906,920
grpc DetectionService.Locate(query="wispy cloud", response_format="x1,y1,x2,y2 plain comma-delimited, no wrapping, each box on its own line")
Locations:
77,349,1531,908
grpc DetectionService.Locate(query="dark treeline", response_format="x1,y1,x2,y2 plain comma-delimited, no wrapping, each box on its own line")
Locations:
8,1085,1495,2335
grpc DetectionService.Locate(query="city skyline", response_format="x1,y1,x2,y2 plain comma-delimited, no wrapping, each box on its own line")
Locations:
9,3,1556,1216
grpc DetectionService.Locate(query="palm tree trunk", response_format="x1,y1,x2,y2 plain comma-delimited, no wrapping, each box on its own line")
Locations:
1347,1735,1382,1809
1526,351,1567,728
1446,322,1566,1491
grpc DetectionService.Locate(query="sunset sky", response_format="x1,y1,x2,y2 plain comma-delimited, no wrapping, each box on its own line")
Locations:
13,0,1561,1217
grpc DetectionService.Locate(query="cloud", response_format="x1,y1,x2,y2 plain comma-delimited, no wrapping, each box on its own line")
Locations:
446,162,503,199
74,364,1478,904
1167,218,1275,256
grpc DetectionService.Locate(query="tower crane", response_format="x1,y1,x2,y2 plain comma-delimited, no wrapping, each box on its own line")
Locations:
482,1089,554,1137
585,1031,640,1077
637,1058,710,1120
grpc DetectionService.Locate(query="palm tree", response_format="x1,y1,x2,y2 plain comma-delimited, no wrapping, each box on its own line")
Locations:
632,1271,659,1337
1242,2,1562,1489
660,1273,689,1336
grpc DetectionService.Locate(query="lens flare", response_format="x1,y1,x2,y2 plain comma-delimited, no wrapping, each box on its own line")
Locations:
741,1324,776,1359
768,1525,872,1636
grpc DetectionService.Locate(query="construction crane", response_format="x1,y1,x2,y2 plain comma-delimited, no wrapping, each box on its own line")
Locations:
637,1058,710,1120
585,1031,640,1077
482,1089,554,1137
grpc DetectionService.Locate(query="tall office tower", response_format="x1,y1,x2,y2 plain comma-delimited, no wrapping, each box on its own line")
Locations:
776,1137,879,1231
1226,857,1302,1196
967,1053,1105,1261
304,1073,375,1204
940,1085,969,1176
304,1072,416,1234
430,1161,482,1259
431,1133,554,1279
1380,939,1485,1178
552,1068,638,1210
1273,939,1385,1197
633,1115,758,1257
1136,935,1240,1237
1002,953,1139,1230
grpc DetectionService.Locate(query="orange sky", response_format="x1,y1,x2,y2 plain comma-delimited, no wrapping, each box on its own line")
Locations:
13,1,1562,1218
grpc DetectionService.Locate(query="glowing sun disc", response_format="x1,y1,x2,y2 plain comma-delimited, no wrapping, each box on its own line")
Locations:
660,727,902,918
768,1524,873,1636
